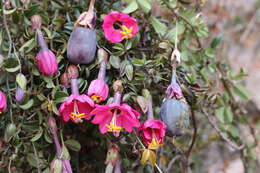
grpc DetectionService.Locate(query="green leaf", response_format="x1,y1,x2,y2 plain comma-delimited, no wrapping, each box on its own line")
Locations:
65,139,81,152
3,8,17,15
19,38,35,52
215,107,225,123
211,34,224,48
126,63,134,80
26,153,38,167
109,55,121,69
4,58,20,73
31,127,43,142
53,91,69,103
19,99,34,110
224,106,233,123
16,73,27,90
150,17,167,36
137,0,151,13
122,0,138,14
233,84,250,100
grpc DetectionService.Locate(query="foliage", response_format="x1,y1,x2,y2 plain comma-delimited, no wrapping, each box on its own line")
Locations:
0,0,256,172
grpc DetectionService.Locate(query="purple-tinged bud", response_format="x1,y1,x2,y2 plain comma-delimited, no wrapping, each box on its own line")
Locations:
67,65,79,79
47,116,57,135
166,71,183,99
36,49,58,76
97,48,108,81
0,91,7,114
105,144,120,166
60,72,70,88
15,87,25,103
31,15,42,30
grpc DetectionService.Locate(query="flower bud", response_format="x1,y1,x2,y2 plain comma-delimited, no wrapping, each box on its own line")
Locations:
166,83,183,99
88,79,109,103
50,159,63,173
15,87,26,103
67,65,79,79
105,144,120,166
31,15,42,30
113,80,123,93
60,72,70,88
0,91,7,114
4,123,16,142
97,48,108,61
160,99,190,137
47,116,57,135
36,49,58,76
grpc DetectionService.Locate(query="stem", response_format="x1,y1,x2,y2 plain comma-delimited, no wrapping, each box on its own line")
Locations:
71,79,79,95
2,4,12,57
147,99,154,120
97,58,107,81
53,132,62,154
114,160,121,173
171,70,177,85
32,142,42,173
113,92,121,105
36,29,48,50
88,0,95,12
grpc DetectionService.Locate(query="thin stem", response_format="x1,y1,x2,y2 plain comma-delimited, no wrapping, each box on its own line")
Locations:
36,29,48,50
97,58,107,81
113,92,121,105
88,0,95,12
53,132,62,155
8,159,12,173
6,75,13,123
175,20,178,49
2,3,12,57
147,99,154,120
32,142,42,173
71,79,79,95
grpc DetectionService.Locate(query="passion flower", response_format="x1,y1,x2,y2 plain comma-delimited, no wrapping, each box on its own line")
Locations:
102,11,138,43
67,0,97,64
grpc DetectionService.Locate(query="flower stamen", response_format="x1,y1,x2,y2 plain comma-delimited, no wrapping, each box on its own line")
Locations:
91,94,102,104
106,109,122,133
119,25,133,39
69,101,85,122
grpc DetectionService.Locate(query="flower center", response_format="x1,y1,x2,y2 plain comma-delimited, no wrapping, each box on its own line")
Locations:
148,130,162,150
69,101,85,123
91,94,102,104
119,25,133,39
106,109,122,133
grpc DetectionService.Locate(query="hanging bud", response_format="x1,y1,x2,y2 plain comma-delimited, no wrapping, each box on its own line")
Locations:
0,91,7,114
67,0,97,64
160,99,190,137
60,72,70,88
113,80,123,93
15,87,26,103
47,116,58,135
36,49,58,76
67,65,79,79
31,15,42,30
105,144,120,166
171,48,181,64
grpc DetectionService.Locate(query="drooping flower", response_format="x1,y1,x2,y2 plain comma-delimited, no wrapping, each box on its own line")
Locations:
59,68,95,123
89,80,140,136
36,49,58,76
87,48,109,103
0,91,7,114
31,15,58,76
88,79,109,104
140,120,166,147
102,11,138,43
166,71,183,99
59,94,95,123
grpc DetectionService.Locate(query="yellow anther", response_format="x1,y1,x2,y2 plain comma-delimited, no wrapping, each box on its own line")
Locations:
148,138,162,150
91,94,102,104
106,122,122,133
70,112,85,122
120,25,133,39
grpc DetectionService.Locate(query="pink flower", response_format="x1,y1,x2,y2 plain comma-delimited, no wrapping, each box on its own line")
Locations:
166,83,183,99
59,94,95,123
0,91,7,113
89,103,140,136
88,79,109,104
102,11,138,43
140,120,166,146
36,49,58,76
